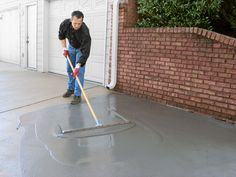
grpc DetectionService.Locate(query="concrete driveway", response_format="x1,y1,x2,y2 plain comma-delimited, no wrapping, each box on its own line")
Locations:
0,62,236,177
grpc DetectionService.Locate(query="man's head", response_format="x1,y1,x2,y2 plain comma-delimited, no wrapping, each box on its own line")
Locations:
71,11,84,30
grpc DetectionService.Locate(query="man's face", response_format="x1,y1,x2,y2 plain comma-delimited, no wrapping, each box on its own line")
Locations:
71,16,83,30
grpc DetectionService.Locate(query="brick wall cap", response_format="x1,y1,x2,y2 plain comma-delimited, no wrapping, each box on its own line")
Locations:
122,26,236,48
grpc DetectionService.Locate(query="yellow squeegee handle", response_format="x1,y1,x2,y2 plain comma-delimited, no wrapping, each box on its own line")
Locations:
66,56,102,126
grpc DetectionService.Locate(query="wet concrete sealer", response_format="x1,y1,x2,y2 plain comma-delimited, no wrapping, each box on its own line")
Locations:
19,92,236,177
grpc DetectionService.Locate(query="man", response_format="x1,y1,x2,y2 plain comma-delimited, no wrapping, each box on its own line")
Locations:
58,10,91,105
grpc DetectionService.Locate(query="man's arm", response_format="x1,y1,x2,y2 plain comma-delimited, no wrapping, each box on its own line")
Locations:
60,39,67,49
58,19,69,52
60,39,70,58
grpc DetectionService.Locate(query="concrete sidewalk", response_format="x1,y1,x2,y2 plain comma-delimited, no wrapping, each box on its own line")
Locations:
0,62,236,177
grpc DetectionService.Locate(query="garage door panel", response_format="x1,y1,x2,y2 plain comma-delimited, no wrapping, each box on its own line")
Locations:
49,20,62,33
91,39,105,57
49,31,60,38
49,57,66,74
91,33,106,40
49,43,62,57
91,31,106,39
95,0,106,8
87,56,104,65
84,16,93,34
85,62,103,82
49,38,70,57
49,1,63,16
0,8,19,64
92,14,106,32
80,0,92,9
64,1,79,11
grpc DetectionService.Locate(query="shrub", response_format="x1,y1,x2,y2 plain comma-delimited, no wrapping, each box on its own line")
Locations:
136,0,222,30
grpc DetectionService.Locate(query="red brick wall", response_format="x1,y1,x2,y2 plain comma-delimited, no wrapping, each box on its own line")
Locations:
115,4,236,123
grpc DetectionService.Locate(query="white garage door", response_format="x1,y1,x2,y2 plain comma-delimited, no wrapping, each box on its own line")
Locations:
0,8,20,64
48,0,107,84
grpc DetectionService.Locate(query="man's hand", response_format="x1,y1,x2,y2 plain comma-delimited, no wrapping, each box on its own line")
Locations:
63,48,69,58
73,63,81,78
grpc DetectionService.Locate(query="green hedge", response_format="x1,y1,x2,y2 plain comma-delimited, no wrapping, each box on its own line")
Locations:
137,0,222,30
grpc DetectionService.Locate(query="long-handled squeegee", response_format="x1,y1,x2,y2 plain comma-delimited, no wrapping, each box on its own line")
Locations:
55,56,135,138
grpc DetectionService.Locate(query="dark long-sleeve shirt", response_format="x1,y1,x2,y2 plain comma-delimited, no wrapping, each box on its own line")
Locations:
58,19,91,66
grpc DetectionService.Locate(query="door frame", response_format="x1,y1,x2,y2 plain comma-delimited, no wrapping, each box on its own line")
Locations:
25,2,37,70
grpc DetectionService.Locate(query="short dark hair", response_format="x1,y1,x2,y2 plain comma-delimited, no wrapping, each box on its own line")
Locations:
71,11,84,19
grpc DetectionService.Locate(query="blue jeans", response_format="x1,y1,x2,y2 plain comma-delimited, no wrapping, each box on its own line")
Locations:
67,45,85,97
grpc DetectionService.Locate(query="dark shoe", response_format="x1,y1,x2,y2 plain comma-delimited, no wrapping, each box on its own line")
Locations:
62,89,74,98
71,96,81,105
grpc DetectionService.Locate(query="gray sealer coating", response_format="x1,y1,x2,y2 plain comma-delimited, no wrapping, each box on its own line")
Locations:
19,93,236,177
